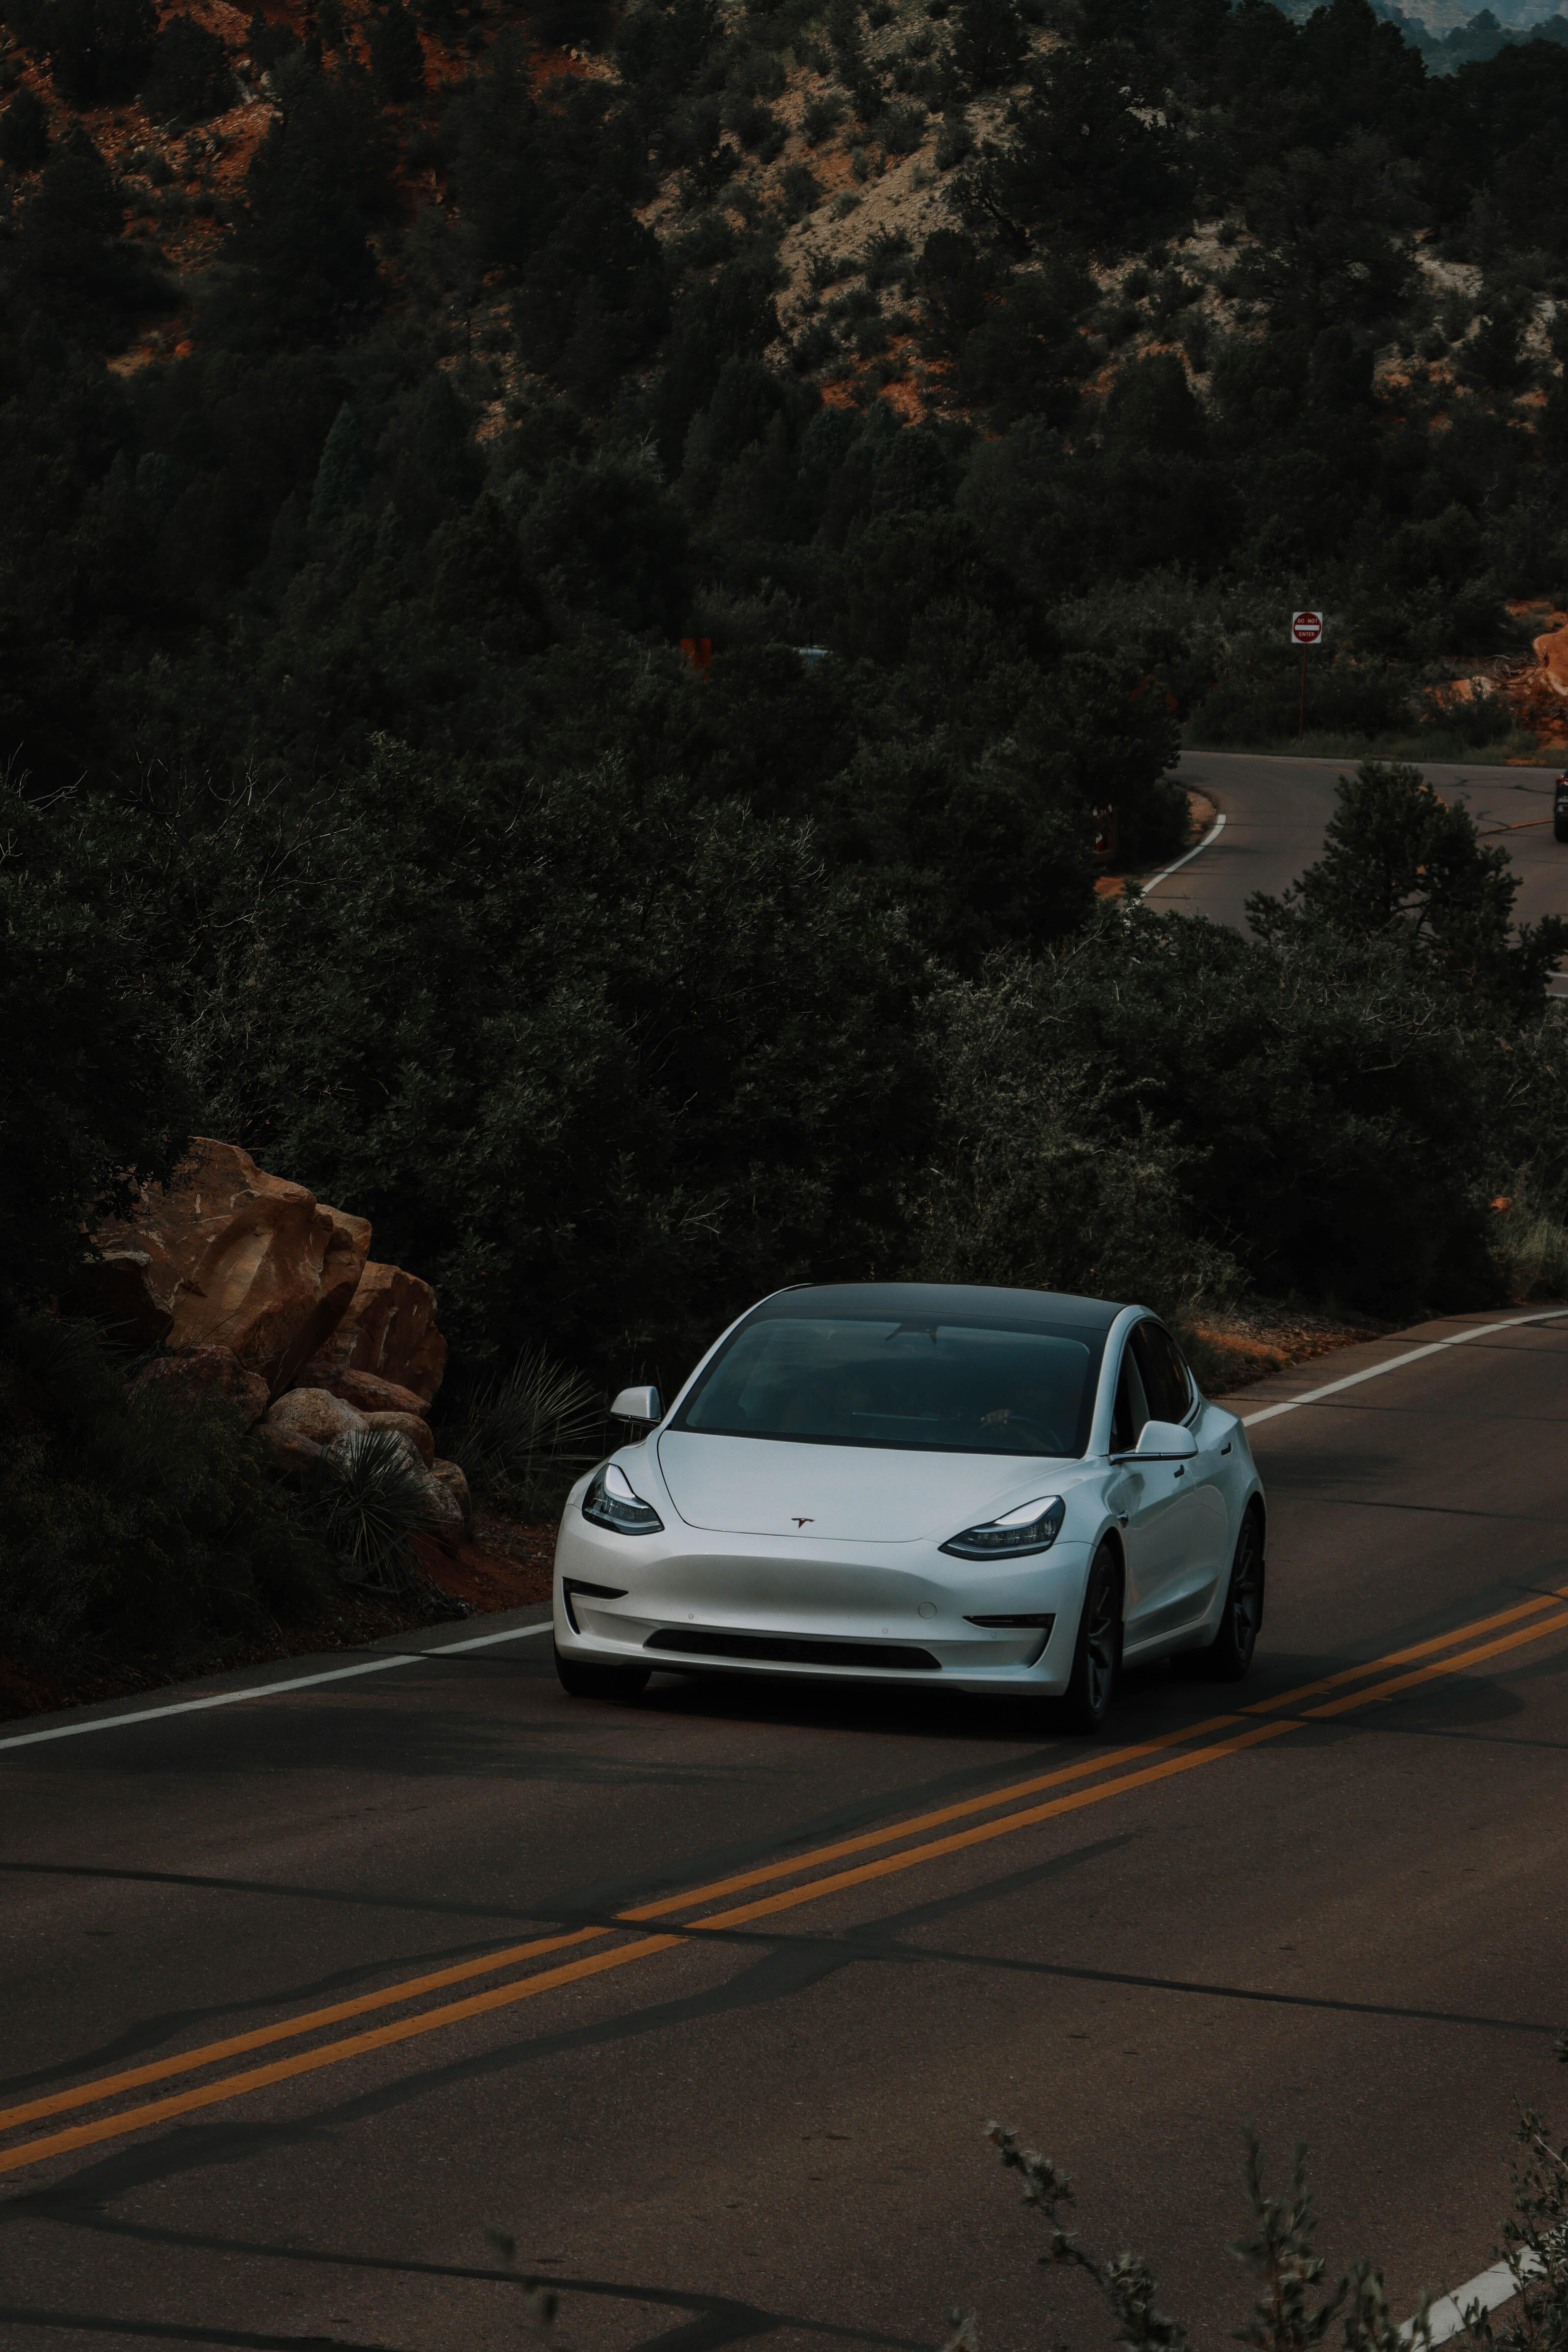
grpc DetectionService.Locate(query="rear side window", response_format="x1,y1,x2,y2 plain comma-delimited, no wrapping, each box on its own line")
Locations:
1111,1347,1150,1451
1130,1322,1192,1425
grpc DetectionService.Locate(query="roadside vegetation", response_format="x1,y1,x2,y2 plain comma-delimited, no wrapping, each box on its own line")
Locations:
485,2071,1568,2352
957,2087,1568,2352
7,0,1568,1682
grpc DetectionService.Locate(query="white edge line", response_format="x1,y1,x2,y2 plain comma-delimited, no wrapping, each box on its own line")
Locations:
1216,1296,1557,2349
1244,1289,1564,2352
0,1618,555,1754
1403,2251,1544,2345
1240,1308,1568,1428
1137,808,1226,896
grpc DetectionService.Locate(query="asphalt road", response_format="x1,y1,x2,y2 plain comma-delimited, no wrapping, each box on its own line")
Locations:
5,1314,1568,2352
1163,752,1568,948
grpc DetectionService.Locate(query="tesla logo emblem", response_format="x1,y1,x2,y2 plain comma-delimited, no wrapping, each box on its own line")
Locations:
792,1515,814,1527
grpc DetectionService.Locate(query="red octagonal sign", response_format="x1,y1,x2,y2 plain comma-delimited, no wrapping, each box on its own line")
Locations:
1291,609,1325,645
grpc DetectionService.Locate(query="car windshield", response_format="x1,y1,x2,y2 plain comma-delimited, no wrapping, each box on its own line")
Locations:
673,1315,1098,1456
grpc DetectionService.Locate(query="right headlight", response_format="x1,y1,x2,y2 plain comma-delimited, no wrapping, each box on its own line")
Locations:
582,1463,664,1536
940,1495,1065,1561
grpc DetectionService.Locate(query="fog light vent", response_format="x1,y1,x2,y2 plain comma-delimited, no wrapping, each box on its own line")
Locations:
963,1612,1056,1633
562,1576,628,1634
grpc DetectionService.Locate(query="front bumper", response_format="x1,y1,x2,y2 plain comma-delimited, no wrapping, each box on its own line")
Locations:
553,1508,1093,1695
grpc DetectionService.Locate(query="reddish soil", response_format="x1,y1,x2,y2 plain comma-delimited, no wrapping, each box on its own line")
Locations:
1181,1306,1387,1396
409,1513,556,1610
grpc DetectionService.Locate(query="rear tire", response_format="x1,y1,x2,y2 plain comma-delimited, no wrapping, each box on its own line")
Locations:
554,1642,651,1702
1173,1510,1264,1683
1058,1543,1122,1734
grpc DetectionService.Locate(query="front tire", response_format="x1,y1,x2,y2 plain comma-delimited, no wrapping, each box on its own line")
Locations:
1058,1543,1122,1734
554,1642,651,1702
1174,1510,1265,1683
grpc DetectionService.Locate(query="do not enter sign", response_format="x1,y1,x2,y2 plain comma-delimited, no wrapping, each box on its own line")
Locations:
1291,609,1325,645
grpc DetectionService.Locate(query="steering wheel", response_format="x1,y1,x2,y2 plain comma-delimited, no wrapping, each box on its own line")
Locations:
980,1412,1059,1452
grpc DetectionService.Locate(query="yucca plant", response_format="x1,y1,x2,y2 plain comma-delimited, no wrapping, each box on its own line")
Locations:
315,1425,434,1593
447,1344,603,1520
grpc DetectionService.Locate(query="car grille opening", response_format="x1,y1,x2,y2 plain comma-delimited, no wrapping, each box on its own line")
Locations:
644,1628,940,1672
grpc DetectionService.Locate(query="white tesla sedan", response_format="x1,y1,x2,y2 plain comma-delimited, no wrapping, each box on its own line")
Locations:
551,1282,1265,1731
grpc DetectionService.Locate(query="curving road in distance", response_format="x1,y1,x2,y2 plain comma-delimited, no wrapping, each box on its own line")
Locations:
1162,751,1568,948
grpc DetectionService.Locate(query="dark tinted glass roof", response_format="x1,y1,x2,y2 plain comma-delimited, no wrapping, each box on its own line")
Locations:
750,1282,1125,1332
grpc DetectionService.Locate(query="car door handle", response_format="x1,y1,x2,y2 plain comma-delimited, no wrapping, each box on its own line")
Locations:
1221,1442,1232,1454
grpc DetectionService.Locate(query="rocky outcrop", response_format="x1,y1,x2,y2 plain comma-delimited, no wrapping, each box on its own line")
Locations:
258,1387,469,1540
78,1138,448,1407
428,1457,472,1529
258,1424,327,1480
363,1410,435,1467
308,1260,447,1404
290,1362,432,1420
1535,618,1568,699
266,1388,364,1449
79,1140,372,1394
130,1343,270,1429
413,1462,468,1536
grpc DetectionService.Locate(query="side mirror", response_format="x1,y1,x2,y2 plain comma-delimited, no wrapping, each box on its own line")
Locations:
611,1384,663,1426
1136,1419,1197,1462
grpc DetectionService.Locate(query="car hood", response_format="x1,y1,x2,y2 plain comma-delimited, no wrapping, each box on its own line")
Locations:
654,1430,1075,1542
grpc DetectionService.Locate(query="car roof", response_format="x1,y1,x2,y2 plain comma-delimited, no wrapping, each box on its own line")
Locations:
751,1282,1127,1333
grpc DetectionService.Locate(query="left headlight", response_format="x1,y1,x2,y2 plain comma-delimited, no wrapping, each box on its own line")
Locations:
582,1463,664,1536
940,1495,1065,1561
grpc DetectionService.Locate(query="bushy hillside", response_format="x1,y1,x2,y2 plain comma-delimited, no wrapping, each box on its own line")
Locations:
7,0,1568,1380
9,0,1568,766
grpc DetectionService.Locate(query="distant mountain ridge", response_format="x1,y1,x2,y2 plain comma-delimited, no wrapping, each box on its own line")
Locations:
1388,0,1557,25
1269,0,1568,64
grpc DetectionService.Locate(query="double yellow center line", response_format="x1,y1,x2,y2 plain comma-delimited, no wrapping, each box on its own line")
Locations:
6,1580,1568,2181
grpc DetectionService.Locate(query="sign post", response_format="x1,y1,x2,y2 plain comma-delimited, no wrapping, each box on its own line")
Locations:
1291,610,1325,741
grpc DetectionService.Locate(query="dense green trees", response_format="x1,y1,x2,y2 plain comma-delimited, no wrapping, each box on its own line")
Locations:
143,14,234,121
0,778,190,1311
0,83,49,168
10,0,157,104
1,0,1567,1412
216,54,393,346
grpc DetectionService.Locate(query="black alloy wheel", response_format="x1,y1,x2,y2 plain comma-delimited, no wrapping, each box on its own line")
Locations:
554,1642,651,1702
1059,1543,1122,1734
1175,1509,1265,1682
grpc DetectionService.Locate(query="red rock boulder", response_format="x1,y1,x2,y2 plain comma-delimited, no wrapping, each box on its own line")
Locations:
289,1361,433,1420
363,1410,436,1468
266,1388,366,1448
80,1139,371,1394
309,1260,447,1404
